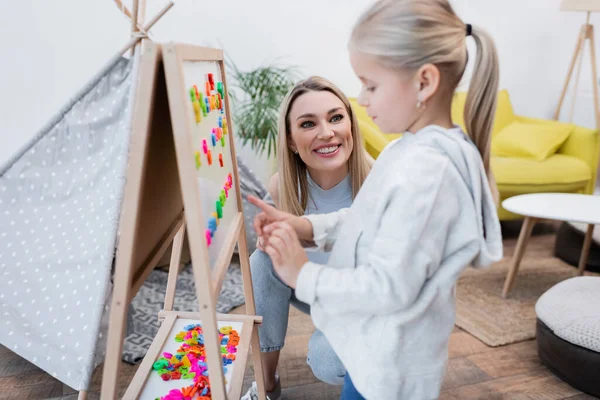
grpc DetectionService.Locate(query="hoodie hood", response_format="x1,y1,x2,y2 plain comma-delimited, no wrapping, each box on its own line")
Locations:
409,125,503,268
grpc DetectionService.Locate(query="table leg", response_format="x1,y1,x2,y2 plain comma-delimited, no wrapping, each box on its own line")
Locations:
577,224,595,276
502,217,537,298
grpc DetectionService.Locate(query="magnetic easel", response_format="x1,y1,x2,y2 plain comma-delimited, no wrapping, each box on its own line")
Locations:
99,39,266,400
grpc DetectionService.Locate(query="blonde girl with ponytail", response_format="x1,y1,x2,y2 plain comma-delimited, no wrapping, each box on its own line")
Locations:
242,76,372,400
248,1,504,398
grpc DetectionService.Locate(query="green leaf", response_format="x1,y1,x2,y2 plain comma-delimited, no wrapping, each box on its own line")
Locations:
225,56,300,158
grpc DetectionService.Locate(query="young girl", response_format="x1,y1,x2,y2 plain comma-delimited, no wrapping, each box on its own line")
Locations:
241,76,372,400
249,1,503,399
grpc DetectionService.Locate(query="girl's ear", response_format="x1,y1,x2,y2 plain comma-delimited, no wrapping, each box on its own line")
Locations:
415,63,441,104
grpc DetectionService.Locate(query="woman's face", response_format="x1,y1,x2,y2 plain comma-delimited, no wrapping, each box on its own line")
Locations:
287,90,354,175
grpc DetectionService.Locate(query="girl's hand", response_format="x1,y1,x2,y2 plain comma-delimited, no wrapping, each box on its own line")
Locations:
264,222,309,288
247,195,293,238
256,236,265,252
248,195,315,242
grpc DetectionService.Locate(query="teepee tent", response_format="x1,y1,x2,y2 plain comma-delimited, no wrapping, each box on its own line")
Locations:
0,0,173,395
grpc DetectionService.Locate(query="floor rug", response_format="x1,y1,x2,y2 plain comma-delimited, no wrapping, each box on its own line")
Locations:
455,235,597,346
122,262,245,363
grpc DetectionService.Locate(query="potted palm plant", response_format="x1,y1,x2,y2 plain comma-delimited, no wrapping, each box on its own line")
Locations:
226,58,299,159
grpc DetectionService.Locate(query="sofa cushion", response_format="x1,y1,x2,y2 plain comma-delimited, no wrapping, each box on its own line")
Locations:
492,154,591,194
492,121,573,161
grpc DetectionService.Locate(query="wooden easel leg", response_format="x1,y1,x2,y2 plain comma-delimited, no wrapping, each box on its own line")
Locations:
502,217,537,298
237,229,267,400
587,25,600,129
569,31,587,122
163,221,186,311
100,254,134,399
554,25,587,120
578,224,595,276
250,329,267,400
100,2,146,397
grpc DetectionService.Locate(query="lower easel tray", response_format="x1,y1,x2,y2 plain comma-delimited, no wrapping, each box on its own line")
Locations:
123,313,257,400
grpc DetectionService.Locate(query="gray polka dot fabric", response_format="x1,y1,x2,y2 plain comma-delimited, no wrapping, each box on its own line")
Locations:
0,54,137,390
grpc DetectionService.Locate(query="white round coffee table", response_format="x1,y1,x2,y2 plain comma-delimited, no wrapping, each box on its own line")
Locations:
501,193,600,298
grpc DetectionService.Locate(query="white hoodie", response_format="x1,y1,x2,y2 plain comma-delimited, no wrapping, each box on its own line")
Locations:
295,125,503,399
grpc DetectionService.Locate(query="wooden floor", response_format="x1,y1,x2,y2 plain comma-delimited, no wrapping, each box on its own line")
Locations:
1,225,598,400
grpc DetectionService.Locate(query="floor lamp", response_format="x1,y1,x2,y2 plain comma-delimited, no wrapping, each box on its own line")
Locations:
555,0,600,129
555,0,600,282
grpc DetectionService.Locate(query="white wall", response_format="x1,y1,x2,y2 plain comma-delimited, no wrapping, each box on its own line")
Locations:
454,1,600,129
2,0,599,184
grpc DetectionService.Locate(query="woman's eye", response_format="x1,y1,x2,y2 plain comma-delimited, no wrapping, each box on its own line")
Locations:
366,86,376,92
330,114,343,123
300,121,315,129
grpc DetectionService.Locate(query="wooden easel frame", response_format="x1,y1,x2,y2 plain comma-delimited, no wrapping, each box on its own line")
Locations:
553,10,600,128
100,41,266,400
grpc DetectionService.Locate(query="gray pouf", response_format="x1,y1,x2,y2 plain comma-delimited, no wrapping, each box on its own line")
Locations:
535,276,600,397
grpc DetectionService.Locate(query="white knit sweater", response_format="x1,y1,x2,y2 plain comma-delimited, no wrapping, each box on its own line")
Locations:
295,125,503,399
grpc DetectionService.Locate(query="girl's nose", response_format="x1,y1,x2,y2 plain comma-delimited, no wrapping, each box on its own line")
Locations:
357,90,368,107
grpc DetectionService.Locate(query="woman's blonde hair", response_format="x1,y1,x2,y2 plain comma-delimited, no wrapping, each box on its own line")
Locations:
277,76,372,216
349,0,499,178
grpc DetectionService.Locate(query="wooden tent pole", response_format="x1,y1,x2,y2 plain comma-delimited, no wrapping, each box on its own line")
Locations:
130,0,140,56
117,2,174,56
139,0,147,26
113,0,133,20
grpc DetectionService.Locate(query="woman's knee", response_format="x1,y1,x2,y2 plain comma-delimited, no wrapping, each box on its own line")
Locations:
249,249,292,350
250,249,275,283
306,331,346,386
249,248,291,309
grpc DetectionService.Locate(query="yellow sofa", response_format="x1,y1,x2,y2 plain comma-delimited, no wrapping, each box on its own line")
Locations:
350,90,600,220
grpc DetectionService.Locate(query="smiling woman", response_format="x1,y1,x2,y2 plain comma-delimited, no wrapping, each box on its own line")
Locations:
277,77,372,217
287,92,355,196
241,76,372,400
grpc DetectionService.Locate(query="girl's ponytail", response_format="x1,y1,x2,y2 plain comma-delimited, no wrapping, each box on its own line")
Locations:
350,2,501,204
464,25,500,204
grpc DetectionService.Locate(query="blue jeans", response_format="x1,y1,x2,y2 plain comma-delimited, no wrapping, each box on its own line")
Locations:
250,249,346,385
340,375,366,400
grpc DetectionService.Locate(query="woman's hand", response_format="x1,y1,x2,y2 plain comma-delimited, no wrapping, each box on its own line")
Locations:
264,222,309,288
